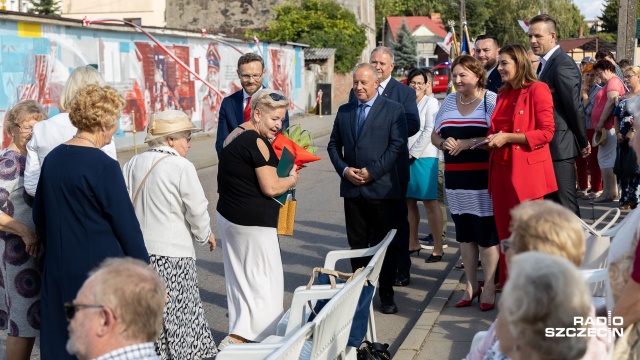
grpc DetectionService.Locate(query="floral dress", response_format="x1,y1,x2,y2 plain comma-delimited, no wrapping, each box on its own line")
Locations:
613,98,640,208
0,149,41,338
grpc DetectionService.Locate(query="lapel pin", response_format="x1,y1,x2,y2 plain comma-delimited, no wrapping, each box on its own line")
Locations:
519,110,524,114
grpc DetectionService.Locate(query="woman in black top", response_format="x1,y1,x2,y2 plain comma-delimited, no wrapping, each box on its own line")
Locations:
216,89,298,348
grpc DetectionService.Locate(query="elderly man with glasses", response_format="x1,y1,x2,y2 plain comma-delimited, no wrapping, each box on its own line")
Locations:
65,257,166,360
215,53,290,156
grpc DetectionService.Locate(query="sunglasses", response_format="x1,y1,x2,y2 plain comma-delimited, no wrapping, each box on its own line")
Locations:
269,93,286,102
500,239,512,254
64,302,104,321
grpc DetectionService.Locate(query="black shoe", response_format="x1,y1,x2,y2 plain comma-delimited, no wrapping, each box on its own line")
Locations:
425,253,443,263
379,299,398,314
394,272,410,286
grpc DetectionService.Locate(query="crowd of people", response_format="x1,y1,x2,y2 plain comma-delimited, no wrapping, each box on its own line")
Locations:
2,11,640,360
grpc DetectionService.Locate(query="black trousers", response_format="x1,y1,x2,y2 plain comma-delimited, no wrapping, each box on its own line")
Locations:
344,196,399,301
544,158,581,217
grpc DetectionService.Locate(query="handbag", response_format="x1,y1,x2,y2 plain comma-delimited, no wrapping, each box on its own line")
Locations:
306,267,375,348
277,190,297,236
356,341,391,360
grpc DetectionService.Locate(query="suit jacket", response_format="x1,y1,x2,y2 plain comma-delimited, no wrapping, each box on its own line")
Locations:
488,82,557,200
215,89,290,155
537,47,588,160
486,67,504,94
327,96,408,200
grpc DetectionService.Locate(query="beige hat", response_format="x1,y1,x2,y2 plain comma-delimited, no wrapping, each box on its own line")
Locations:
592,128,608,147
144,110,200,143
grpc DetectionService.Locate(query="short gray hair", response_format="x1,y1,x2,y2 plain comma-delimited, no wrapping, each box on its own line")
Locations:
353,63,379,80
249,89,289,120
147,130,190,148
370,46,395,63
502,252,590,360
89,257,166,342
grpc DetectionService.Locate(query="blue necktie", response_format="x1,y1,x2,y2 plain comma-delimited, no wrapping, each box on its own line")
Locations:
357,103,368,138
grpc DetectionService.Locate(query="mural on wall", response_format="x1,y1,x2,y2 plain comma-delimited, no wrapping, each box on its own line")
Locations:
0,19,304,148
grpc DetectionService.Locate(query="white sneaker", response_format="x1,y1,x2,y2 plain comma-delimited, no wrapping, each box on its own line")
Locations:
217,336,236,351
587,191,602,200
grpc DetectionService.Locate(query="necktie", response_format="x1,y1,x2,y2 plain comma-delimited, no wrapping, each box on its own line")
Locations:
357,103,368,138
243,96,252,122
536,63,542,77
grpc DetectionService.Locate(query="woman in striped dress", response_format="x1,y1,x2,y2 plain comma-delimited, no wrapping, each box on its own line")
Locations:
432,55,499,311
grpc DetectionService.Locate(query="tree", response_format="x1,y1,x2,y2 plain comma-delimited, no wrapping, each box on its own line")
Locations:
251,0,367,73
28,0,61,16
393,22,418,69
597,0,640,42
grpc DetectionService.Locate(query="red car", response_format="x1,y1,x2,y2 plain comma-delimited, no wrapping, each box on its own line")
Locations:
431,62,451,93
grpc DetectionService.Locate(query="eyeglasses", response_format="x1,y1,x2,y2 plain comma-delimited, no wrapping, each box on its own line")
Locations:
240,74,263,81
500,239,512,254
170,135,191,142
409,81,425,87
64,302,104,320
269,93,286,102
16,125,34,133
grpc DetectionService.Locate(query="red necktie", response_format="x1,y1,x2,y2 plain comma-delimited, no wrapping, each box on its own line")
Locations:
243,96,252,122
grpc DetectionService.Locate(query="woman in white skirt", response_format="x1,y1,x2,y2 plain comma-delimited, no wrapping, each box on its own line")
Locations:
123,110,217,359
216,89,299,348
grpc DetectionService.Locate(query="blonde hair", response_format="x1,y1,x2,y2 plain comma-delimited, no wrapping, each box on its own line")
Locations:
69,84,125,132
624,66,640,77
60,66,105,112
4,100,47,135
250,88,289,121
502,252,590,360
509,200,585,266
89,257,166,342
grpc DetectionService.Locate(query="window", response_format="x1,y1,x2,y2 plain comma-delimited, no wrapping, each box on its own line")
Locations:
124,18,141,26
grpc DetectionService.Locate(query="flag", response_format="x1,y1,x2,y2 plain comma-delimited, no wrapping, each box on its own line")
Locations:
461,24,470,55
442,32,454,51
518,20,529,33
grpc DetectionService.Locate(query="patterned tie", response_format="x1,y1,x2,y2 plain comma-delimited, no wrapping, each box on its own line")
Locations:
357,103,368,138
243,96,252,122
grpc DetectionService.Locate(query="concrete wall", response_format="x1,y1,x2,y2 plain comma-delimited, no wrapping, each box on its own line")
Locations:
0,12,305,149
60,0,166,27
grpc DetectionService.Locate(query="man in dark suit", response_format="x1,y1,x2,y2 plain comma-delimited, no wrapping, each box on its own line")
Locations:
474,34,503,93
529,14,590,216
215,53,289,155
349,47,419,287
328,63,408,314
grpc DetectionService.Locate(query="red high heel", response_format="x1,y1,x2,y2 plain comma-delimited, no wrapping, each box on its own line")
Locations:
455,286,482,307
480,291,496,311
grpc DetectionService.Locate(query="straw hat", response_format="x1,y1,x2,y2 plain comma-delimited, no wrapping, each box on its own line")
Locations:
144,110,200,143
592,128,608,147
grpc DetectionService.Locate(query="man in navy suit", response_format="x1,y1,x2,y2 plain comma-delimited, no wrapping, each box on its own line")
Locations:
215,53,290,155
529,14,590,216
349,47,419,287
474,34,503,93
328,63,408,314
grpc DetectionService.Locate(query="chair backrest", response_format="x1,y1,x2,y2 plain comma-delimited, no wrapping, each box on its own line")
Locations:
266,322,315,360
579,208,620,270
580,268,614,312
307,265,369,360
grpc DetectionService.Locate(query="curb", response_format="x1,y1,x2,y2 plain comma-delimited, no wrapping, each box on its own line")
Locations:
394,251,464,360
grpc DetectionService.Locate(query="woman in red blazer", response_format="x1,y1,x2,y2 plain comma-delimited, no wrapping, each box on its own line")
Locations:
486,44,557,288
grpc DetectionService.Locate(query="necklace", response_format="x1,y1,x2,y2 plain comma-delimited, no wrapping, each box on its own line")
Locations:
73,135,98,148
459,91,480,105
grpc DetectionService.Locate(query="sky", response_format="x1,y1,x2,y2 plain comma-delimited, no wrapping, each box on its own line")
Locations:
574,0,604,20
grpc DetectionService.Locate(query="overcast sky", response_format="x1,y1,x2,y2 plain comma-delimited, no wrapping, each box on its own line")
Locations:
574,0,603,20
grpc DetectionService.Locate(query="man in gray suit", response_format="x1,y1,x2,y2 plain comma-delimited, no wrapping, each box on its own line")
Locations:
328,63,408,314
529,14,590,216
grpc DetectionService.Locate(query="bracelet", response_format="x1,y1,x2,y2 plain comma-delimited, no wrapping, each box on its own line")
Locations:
471,138,477,145
289,174,297,185
439,140,445,150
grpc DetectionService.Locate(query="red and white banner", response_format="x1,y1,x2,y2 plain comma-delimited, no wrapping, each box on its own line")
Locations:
518,20,529,33
443,32,454,51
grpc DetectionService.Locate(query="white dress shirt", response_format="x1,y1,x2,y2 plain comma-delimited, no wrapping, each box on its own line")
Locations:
122,146,211,259
24,112,117,196
539,45,560,75
378,76,392,95
408,94,440,159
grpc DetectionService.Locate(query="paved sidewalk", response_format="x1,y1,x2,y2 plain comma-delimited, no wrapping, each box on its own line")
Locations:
116,113,336,168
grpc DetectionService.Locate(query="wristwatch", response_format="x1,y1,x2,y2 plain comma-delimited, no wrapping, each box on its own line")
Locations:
471,138,477,146
439,140,445,150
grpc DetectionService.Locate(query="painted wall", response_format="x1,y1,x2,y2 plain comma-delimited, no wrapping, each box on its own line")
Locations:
0,14,305,149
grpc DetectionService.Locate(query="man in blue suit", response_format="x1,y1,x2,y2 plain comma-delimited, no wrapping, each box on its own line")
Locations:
215,53,290,155
329,63,408,314
349,47,419,287
474,34,503,93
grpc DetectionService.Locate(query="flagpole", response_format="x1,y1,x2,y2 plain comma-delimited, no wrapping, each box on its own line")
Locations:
464,22,472,54
448,20,460,59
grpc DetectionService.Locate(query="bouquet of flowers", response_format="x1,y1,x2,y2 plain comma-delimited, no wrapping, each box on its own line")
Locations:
271,124,322,168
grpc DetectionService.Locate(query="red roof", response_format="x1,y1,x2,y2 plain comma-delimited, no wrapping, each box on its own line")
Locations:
386,16,447,41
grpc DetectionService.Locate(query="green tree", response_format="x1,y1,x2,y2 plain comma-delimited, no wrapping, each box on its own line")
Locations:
28,0,61,16
392,22,418,69
250,0,366,73
597,0,640,42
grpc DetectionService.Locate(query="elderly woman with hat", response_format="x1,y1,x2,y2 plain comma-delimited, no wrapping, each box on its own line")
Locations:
32,84,149,360
123,110,217,359
216,89,299,348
